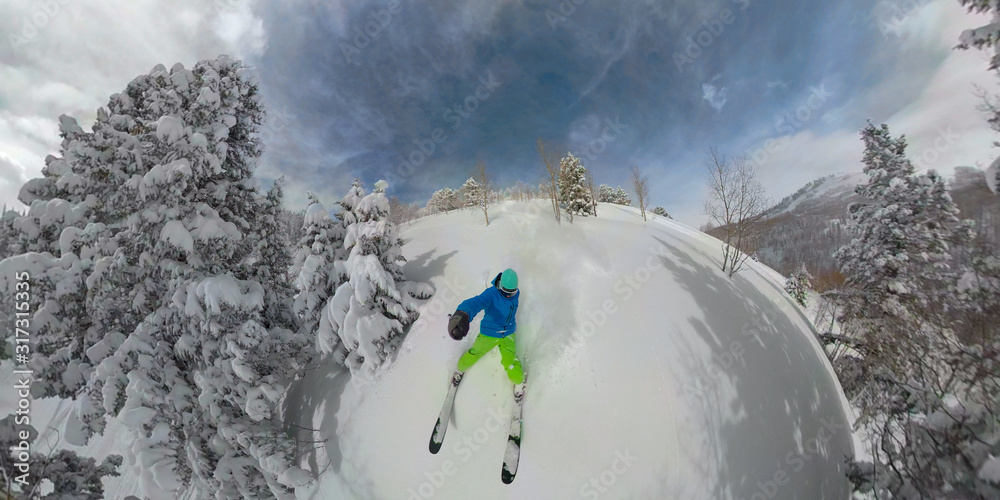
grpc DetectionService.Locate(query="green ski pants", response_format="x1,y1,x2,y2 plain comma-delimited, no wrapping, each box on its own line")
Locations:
457,333,524,385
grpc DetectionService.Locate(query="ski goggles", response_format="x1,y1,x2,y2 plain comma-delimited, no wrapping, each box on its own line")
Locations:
499,285,517,298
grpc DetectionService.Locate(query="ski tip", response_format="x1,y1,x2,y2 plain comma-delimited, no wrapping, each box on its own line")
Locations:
502,469,516,484
429,419,443,454
501,446,519,484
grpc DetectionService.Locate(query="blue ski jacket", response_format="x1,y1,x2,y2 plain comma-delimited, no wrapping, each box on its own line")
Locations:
456,283,519,338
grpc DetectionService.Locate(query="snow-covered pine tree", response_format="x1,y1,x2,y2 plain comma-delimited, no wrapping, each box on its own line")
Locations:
833,122,994,497
614,186,632,206
957,1,1000,193
68,57,310,498
294,192,346,359
651,206,671,218
2,110,131,400
425,189,443,214
0,414,122,499
314,181,365,366
251,177,300,332
16,116,104,255
278,208,306,250
461,177,482,208
784,263,812,307
427,187,459,214
447,188,462,211
598,184,614,203
834,123,964,337
0,206,20,259
597,184,632,206
959,246,1000,340
557,153,594,216
333,179,366,290
957,0,1000,70
338,179,366,226
325,180,431,376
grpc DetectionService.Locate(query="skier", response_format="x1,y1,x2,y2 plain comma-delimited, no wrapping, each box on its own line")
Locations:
447,268,525,388
430,268,526,482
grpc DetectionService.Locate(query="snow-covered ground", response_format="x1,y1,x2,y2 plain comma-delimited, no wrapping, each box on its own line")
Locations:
289,200,854,500
0,199,852,498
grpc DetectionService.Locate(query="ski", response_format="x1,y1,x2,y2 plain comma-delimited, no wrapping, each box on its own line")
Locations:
501,376,526,484
429,370,464,454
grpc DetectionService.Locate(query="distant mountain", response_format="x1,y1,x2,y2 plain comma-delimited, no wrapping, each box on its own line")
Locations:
765,172,867,219
748,167,1000,291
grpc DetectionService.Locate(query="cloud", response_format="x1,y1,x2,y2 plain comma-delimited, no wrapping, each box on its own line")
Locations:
252,0,742,208
882,2,997,173
753,129,864,194
573,13,639,105
0,0,267,209
0,151,30,209
1,0,992,224
766,80,789,90
567,114,605,148
723,2,997,221
702,76,728,112
652,128,864,227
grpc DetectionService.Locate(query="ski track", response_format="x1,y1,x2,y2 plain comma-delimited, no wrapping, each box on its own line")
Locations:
291,200,853,500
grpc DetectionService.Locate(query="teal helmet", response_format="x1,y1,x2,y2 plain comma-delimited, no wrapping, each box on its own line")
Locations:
499,268,518,296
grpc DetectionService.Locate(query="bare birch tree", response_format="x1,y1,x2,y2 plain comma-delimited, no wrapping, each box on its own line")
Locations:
631,165,649,221
587,171,598,216
536,137,561,223
388,196,421,225
703,148,771,277
475,160,491,225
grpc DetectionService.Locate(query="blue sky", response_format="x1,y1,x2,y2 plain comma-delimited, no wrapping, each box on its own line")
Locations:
0,0,995,224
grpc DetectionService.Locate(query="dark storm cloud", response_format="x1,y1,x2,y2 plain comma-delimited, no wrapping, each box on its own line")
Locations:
251,0,926,216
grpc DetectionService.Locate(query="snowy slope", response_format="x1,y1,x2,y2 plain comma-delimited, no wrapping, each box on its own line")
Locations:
289,200,853,500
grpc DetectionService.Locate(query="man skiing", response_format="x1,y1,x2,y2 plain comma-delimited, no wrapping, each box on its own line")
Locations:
430,268,526,482
447,268,524,387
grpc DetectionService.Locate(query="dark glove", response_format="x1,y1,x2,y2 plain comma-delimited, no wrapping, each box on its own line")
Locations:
448,311,470,340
